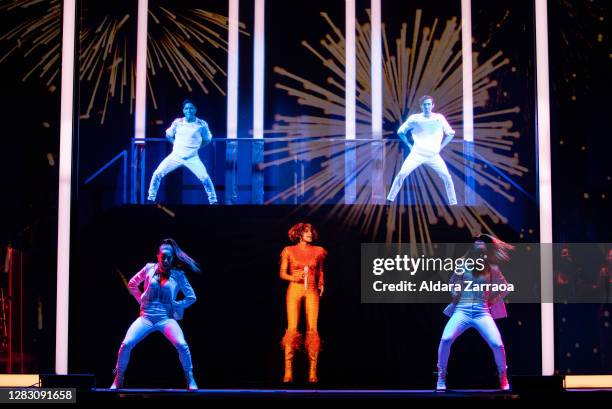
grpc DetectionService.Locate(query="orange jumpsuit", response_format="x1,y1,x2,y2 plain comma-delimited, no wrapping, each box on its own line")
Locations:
279,244,327,382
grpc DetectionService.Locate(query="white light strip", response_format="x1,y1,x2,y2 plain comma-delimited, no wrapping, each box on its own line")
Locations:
253,0,265,139
344,0,356,204
535,0,555,376
227,0,239,139
461,0,474,143
0,374,40,387
565,375,612,389
345,0,356,141
134,0,148,143
370,0,382,138
56,0,76,375
370,0,384,203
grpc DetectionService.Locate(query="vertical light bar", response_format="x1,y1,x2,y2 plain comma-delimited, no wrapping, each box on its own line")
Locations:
225,0,239,204
461,0,476,205
535,0,555,376
134,0,148,143
253,0,264,140
227,0,239,139
56,0,76,375
370,0,382,138
370,0,384,202
461,0,474,143
251,0,265,203
345,0,356,203
345,0,356,141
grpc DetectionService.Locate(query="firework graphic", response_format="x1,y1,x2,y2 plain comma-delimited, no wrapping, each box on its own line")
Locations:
0,0,247,123
0,0,61,88
267,9,529,244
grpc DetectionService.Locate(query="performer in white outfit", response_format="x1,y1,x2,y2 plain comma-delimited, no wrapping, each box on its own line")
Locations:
147,100,218,204
387,95,457,205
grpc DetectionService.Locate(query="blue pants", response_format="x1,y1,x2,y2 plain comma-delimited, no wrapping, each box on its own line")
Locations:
437,303,506,374
114,316,193,374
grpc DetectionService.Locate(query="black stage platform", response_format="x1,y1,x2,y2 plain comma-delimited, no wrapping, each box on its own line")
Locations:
75,387,612,402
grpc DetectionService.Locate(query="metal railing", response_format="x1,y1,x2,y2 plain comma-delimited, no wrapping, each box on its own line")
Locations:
83,150,128,204
83,137,475,206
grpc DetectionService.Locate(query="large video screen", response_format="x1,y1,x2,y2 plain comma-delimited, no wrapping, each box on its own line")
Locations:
78,0,536,213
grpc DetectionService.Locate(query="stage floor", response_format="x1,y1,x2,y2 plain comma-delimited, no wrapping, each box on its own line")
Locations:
79,387,612,402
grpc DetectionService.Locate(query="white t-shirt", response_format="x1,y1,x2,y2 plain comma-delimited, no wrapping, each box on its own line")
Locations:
398,112,454,156
166,117,212,158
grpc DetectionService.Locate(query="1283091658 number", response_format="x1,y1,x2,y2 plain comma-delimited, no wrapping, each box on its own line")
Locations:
1,388,76,403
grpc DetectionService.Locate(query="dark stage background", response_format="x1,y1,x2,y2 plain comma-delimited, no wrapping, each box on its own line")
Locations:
69,205,540,388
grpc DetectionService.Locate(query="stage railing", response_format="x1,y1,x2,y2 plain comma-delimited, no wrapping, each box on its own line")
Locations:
84,137,474,206
83,150,128,204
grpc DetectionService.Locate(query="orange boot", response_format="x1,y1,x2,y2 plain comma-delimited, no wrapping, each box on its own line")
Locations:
305,331,321,383
281,330,302,383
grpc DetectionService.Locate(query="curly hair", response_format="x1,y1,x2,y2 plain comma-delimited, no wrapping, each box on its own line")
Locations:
287,223,318,243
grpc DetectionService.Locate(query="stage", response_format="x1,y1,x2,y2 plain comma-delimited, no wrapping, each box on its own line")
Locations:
60,386,612,402
1,0,611,404
63,205,541,391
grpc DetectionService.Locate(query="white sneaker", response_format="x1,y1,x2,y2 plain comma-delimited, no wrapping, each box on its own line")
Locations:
436,374,447,391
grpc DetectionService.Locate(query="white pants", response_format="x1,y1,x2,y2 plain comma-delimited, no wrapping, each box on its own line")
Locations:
114,316,193,374
437,303,507,374
387,151,457,205
148,152,217,203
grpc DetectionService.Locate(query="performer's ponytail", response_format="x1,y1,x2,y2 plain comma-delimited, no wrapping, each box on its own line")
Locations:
476,234,515,262
160,238,201,273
